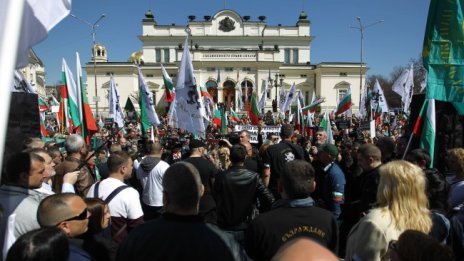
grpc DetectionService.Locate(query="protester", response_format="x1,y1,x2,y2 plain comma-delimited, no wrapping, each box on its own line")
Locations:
345,160,432,261
6,227,69,261
116,162,245,261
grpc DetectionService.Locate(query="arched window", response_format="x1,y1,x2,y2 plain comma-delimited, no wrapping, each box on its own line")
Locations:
205,80,218,103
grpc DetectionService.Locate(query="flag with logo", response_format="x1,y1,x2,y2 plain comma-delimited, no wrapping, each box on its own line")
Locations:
108,75,125,128
161,64,175,102
258,79,268,110
170,36,206,137
282,82,296,112
423,0,464,104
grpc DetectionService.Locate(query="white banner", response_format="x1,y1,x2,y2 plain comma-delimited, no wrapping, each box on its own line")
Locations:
234,125,280,143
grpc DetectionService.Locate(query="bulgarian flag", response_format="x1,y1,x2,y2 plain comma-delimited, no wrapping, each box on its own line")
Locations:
62,58,81,130
212,108,222,126
58,84,70,132
200,85,213,100
412,99,436,167
248,94,260,125
302,98,325,115
38,97,49,112
320,111,334,144
335,87,352,115
76,52,98,144
161,64,175,102
229,108,240,122
40,114,48,138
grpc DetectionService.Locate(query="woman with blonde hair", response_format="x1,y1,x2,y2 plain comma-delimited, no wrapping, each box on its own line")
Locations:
447,148,464,217
345,160,432,261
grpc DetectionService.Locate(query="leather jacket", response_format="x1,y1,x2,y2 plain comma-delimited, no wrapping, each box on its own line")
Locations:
214,165,275,229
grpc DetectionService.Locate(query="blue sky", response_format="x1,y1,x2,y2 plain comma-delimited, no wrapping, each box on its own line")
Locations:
35,0,429,85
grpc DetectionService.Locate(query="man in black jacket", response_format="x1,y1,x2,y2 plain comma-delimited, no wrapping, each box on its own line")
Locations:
245,160,338,260
263,124,305,198
214,144,274,244
117,162,245,261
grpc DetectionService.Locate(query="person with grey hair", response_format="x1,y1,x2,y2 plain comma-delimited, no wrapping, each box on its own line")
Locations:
117,162,245,261
54,134,95,196
0,152,49,260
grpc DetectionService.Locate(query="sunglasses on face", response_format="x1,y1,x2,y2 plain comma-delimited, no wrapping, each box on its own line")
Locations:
59,208,89,224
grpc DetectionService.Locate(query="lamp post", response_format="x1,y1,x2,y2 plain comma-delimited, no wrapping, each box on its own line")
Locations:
70,13,106,115
350,17,383,110
271,74,284,112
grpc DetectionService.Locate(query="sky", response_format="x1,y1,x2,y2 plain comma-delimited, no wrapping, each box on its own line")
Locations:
34,0,430,85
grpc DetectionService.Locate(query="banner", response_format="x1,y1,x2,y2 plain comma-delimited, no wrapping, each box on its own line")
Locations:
234,125,280,143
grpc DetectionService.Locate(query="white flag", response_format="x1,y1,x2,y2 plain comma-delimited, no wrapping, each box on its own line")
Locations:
138,67,160,131
171,36,205,137
392,64,414,114
282,82,296,112
108,75,125,128
16,0,71,69
258,79,268,110
359,83,368,119
373,79,389,113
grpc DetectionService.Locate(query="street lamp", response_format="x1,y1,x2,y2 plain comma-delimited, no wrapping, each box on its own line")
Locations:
70,13,106,115
350,17,383,109
271,74,284,112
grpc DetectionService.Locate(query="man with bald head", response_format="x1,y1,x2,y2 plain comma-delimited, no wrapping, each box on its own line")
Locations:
271,238,339,261
136,142,170,220
117,162,244,261
37,193,91,260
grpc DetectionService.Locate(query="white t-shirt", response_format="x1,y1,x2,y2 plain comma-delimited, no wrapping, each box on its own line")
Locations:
136,160,170,207
87,178,143,219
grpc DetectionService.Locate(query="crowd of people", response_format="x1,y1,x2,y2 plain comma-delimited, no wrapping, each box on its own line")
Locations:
0,111,461,261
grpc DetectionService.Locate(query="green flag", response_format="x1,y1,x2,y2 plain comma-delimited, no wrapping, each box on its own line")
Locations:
423,0,464,103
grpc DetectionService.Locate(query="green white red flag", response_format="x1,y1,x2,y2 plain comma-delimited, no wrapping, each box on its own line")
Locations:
412,99,436,167
302,98,325,115
335,86,352,115
62,58,81,130
229,108,240,122
248,94,260,125
161,64,175,102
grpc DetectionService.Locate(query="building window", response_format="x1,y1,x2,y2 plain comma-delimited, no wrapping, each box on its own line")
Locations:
284,49,290,64
338,89,347,102
146,74,154,77
164,49,170,63
242,67,251,72
152,91,157,105
340,72,347,76
225,67,233,72
293,49,298,64
206,67,215,72
305,91,309,104
155,49,161,63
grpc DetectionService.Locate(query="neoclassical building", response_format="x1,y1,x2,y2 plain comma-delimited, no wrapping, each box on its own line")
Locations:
85,9,365,115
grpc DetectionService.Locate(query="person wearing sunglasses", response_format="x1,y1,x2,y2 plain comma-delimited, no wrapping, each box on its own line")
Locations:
37,193,92,261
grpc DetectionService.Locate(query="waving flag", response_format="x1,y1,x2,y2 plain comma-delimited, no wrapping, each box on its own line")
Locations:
335,86,352,115
282,82,296,112
302,98,325,115
171,36,206,136
62,58,81,129
138,67,160,135
108,75,125,128
229,108,240,123
258,79,268,110
161,64,175,102
392,64,414,114
38,97,49,112
412,99,436,167
372,79,389,113
76,52,97,142
248,94,260,125
320,111,334,144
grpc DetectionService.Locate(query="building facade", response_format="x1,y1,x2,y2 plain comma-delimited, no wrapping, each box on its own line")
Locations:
85,9,366,116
